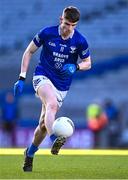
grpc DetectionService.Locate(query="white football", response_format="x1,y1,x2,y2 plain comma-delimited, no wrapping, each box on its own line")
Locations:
52,117,74,137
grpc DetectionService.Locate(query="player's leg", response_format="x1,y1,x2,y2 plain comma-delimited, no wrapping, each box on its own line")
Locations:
32,105,47,147
23,75,67,171
26,106,47,157
23,105,47,172
38,83,59,135
32,75,62,137
38,84,67,155
24,81,60,156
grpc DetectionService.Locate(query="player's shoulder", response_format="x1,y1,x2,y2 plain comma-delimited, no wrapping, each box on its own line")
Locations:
74,29,88,43
39,25,58,35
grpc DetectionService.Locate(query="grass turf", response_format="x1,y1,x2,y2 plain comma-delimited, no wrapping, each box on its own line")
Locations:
0,155,128,179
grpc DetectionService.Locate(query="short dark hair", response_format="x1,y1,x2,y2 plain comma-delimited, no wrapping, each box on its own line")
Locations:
63,6,80,23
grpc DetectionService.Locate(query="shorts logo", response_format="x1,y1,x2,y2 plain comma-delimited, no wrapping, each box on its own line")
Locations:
57,98,63,103
33,78,41,88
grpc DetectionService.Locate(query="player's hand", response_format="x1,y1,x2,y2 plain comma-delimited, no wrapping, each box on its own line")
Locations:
14,78,25,96
61,64,79,77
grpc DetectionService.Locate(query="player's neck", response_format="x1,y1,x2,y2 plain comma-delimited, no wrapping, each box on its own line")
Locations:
59,26,73,40
61,33,71,40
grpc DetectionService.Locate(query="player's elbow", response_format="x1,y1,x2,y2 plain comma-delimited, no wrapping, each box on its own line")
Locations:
83,56,92,70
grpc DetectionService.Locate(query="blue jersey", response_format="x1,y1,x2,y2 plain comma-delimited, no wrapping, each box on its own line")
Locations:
33,25,90,91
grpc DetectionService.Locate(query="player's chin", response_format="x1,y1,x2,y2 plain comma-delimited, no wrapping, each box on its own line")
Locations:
65,30,71,36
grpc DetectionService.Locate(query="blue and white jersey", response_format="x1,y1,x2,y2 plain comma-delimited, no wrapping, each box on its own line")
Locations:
33,25,90,91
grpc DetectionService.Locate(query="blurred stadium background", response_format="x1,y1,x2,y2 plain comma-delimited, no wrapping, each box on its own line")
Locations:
0,0,128,149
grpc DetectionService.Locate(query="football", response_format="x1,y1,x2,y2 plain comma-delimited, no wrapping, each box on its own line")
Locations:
52,117,74,137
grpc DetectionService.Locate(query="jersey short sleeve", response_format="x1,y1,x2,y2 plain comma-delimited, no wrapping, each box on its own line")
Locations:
78,36,90,59
33,28,46,47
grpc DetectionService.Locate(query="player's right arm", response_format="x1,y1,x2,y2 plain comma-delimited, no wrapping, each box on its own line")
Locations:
21,26,46,76
14,41,39,96
14,28,47,96
20,41,39,76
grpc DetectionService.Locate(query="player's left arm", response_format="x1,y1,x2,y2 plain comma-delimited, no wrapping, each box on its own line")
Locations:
78,56,91,71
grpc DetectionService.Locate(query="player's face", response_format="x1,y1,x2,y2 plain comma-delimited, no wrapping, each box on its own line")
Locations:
60,17,78,36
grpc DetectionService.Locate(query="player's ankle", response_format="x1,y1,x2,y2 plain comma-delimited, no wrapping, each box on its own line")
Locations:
27,143,38,157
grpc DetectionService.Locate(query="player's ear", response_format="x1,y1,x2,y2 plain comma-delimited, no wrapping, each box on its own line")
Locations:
60,16,63,24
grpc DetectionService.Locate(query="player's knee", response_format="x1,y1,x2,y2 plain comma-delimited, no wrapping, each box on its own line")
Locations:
47,101,58,113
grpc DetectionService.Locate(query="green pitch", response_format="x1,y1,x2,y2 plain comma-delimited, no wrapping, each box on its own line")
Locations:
0,155,128,179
